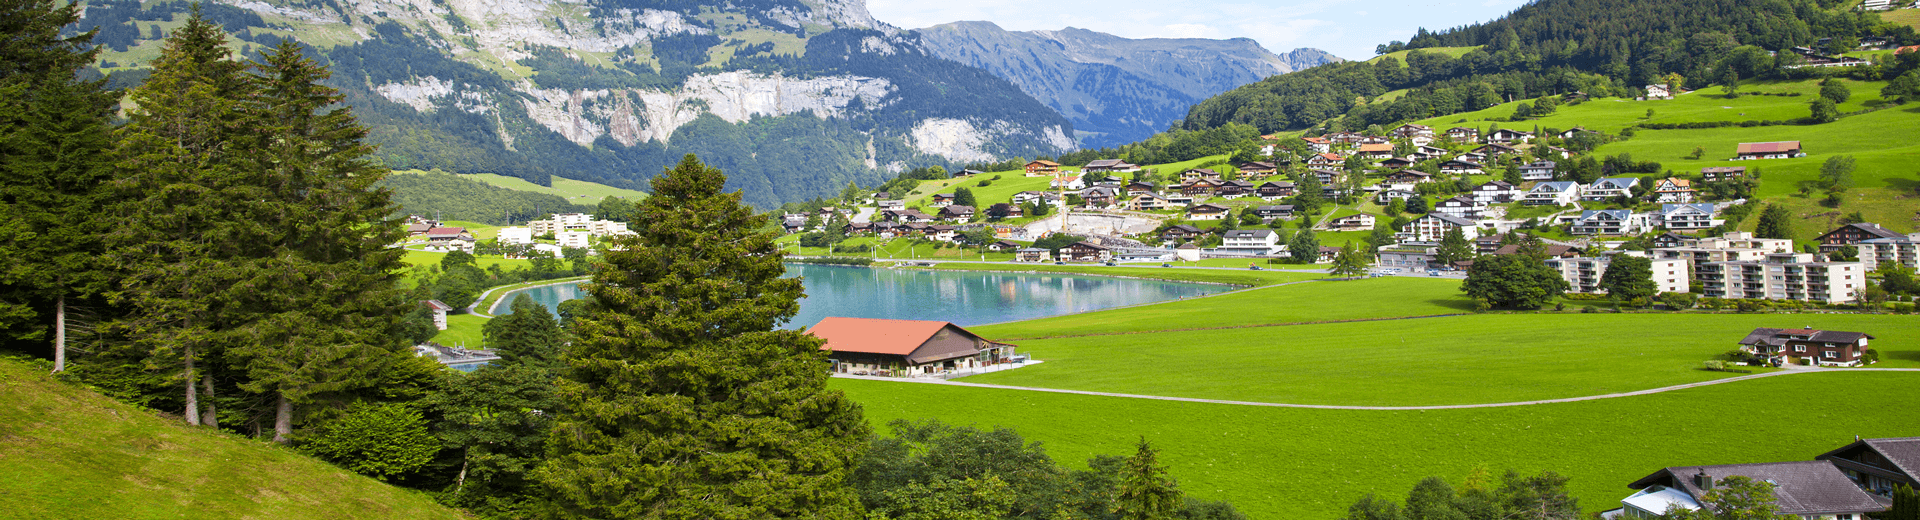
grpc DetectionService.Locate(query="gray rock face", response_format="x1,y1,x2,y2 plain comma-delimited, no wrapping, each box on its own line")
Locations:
916,21,1341,148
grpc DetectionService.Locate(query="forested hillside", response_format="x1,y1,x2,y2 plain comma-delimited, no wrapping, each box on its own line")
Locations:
378,173,596,225
1179,0,1917,133
71,0,1076,208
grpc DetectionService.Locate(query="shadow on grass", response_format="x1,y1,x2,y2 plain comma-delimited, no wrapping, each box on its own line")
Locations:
1882,349,1920,364
1428,298,1479,312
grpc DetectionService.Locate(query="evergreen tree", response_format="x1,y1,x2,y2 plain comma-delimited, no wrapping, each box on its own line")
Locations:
954,186,977,208
1114,438,1183,520
1434,227,1474,266
1754,204,1793,240
1461,254,1569,309
1887,484,1920,520
1598,255,1656,303
1329,241,1371,279
0,0,118,372
537,154,868,518
1289,228,1321,264
481,294,567,368
1406,196,1430,214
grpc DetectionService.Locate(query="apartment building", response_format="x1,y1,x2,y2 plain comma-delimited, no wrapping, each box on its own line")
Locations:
1856,233,1920,271
1652,232,1794,272
1544,253,1689,295
528,213,631,238
1698,252,1866,303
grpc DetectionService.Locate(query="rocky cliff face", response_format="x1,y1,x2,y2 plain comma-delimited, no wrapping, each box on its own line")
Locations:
915,21,1341,149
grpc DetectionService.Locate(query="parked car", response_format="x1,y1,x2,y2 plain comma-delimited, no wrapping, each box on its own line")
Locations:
1161,263,1172,267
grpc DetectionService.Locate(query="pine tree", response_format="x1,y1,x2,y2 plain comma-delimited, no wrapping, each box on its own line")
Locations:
1888,484,1920,520
1755,204,1793,240
1329,241,1370,279
1289,228,1321,264
537,154,869,518
1114,438,1183,520
0,0,119,372
1435,227,1474,266
1598,255,1656,303
482,294,567,368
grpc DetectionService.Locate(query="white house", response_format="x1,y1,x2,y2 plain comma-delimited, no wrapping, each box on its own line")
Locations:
1219,229,1282,256
1583,177,1641,201
497,226,534,245
1486,129,1534,144
1652,177,1696,203
1656,203,1722,231
1571,210,1652,236
1050,175,1086,190
1329,214,1376,231
1518,161,1557,181
1399,213,1480,243
1471,181,1520,204
1434,196,1487,219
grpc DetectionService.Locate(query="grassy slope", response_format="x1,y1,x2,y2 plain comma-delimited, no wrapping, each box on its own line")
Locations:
1882,8,1920,30
0,359,462,520
971,277,1470,338
837,371,1920,520
1368,46,1484,63
390,170,648,203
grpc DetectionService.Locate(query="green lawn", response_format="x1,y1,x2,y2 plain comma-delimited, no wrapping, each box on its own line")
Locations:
431,313,490,348
972,277,1470,339
1369,46,1483,63
836,371,1920,520
1881,8,1920,30
964,312,1919,406
1415,79,1888,134
0,359,463,520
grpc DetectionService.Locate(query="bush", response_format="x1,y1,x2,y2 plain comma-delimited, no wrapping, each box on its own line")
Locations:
977,179,993,187
300,402,439,480
1865,348,1880,364
1703,360,1726,370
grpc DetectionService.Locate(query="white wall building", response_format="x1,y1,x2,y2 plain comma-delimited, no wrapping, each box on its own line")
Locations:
1699,253,1866,303
557,231,592,249
497,226,534,245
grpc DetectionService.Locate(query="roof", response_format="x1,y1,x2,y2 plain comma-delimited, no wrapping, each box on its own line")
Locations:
1593,177,1640,189
1623,487,1701,515
1823,223,1905,241
1817,437,1920,482
1658,177,1693,189
1028,160,1060,166
1531,181,1579,192
1302,137,1330,143
1177,242,1200,250
1388,170,1432,178
1425,213,1476,227
1662,203,1716,215
809,317,958,356
1256,205,1297,212
422,300,453,311
1738,141,1801,154
1494,244,1582,257
1069,241,1110,250
1357,143,1394,152
1479,180,1515,189
1311,153,1343,161
1738,327,1875,347
425,227,468,238
1166,225,1204,233
1259,181,1296,188
1189,203,1229,212
1440,160,1484,168
1627,461,1887,515
1224,229,1273,239
1579,209,1634,221
1086,159,1131,167
1702,166,1747,174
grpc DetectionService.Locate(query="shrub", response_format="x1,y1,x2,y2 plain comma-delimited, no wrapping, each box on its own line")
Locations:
1865,348,1880,364
977,179,993,187
301,402,439,480
1703,360,1726,370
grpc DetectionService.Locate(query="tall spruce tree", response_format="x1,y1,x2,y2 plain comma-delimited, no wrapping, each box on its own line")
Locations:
106,7,254,426
0,0,118,372
1114,438,1183,520
224,40,411,442
537,154,869,518
1755,204,1793,240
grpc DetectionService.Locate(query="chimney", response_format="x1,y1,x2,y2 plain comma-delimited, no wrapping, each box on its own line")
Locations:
1694,470,1713,490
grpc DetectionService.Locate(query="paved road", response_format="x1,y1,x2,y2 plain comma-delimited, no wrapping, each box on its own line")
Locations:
839,368,1920,411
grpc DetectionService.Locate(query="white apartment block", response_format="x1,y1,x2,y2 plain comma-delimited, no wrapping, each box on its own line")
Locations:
1856,233,1920,270
557,231,592,249
528,213,630,238
1698,253,1865,303
1652,232,1794,272
497,226,534,245
1545,254,1689,295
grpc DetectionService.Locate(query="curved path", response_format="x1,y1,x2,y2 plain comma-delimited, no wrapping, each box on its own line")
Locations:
838,367,1920,411
467,277,589,318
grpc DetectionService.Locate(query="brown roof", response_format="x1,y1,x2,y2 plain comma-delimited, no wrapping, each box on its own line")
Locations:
1028,160,1060,167
809,317,960,356
1628,461,1887,516
1737,141,1801,154
1357,143,1393,152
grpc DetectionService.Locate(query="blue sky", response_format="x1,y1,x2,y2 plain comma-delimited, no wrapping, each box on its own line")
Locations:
868,0,1533,60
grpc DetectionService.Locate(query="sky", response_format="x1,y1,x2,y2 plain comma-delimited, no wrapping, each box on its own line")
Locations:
867,0,1533,60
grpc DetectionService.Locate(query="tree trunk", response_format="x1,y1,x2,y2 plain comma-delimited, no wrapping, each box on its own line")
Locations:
271,394,292,444
183,346,200,426
200,372,219,429
454,455,468,496
52,295,65,373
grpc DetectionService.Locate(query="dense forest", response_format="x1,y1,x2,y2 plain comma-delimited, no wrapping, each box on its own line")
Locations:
1180,0,1918,134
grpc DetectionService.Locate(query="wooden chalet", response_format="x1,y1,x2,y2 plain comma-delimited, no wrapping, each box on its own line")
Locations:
811,318,1019,377
1735,141,1802,160
1816,437,1920,496
1701,166,1747,182
1186,203,1230,221
1061,241,1113,262
1236,161,1277,175
1024,160,1061,175
1256,181,1296,199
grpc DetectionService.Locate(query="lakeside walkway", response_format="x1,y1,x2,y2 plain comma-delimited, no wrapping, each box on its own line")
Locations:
839,367,1920,411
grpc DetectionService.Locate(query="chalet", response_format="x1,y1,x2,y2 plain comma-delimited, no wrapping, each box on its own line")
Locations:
1161,225,1205,242
1738,327,1875,367
1644,83,1673,99
1015,247,1052,263
930,193,955,207
1316,246,1342,263
810,317,1019,377
881,209,935,223
1180,168,1223,183
1217,180,1256,199
425,227,476,252
1652,232,1695,249
1556,127,1595,139
1084,159,1140,173
1471,181,1520,204
1219,229,1282,256
1383,170,1431,184
877,199,906,210
1180,179,1220,197
1358,135,1391,145
1236,161,1277,175
1583,177,1640,201
1413,145,1450,161
1655,203,1721,231
1128,193,1174,211
1607,462,1885,520
1061,241,1113,262
1457,152,1489,164
1306,153,1345,167
1438,159,1485,174
1355,143,1395,159
1310,169,1341,185
1518,160,1557,181
1050,175,1086,190
1325,131,1364,144
1734,141,1802,160
1391,123,1435,143
1816,222,1905,253
1164,193,1195,206
406,223,433,236
953,168,984,178
1815,437,1920,496
1399,213,1479,243
1080,187,1118,207
1379,156,1416,170
1701,166,1747,182
1446,126,1480,142
1329,214,1375,231
422,300,454,330
1187,203,1231,221
1486,129,1534,144
780,214,810,233
1302,137,1332,154
985,203,1023,219
1256,181,1296,200
1024,160,1061,176
1375,189,1417,204
1473,143,1521,158
928,225,960,242
1012,191,1057,206
1125,182,1157,197
985,240,1024,252
1434,196,1486,219
1253,205,1297,221
1652,177,1695,203
1571,209,1650,235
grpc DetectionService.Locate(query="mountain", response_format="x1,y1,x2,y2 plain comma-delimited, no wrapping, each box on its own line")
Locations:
915,21,1340,148
77,0,1076,208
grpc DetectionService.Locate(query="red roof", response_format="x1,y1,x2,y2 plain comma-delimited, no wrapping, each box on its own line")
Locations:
1357,143,1393,152
425,227,467,235
1737,141,1800,154
807,317,957,355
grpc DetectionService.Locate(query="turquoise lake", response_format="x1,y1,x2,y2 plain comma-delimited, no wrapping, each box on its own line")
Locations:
495,264,1233,328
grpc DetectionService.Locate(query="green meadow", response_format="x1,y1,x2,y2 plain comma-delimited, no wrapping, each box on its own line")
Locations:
390,170,648,203
972,277,1471,338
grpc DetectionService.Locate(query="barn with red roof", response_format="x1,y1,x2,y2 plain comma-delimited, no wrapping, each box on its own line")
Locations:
807,317,1019,377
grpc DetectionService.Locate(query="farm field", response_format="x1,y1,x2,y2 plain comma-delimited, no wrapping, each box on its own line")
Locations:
964,312,1920,406
972,276,1471,338
835,371,1920,520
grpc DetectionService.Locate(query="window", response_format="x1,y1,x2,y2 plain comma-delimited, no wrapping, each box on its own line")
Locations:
1824,351,1837,359
1795,345,1807,353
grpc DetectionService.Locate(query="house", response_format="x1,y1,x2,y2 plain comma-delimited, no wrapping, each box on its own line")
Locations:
1253,205,1297,221
1652,177,1695,203
986,240,1024,252
877,199,906,211
953,168,984,178
1457,152,1489,164
1399,213,1479,242
1080,187,1118,207
425,227,476,252
1652,232,1694,249
1085,159,1140,173
1326,131,1365,144
1556,126,1595,139
1519,160,1557,181
1737,327,1875,367
1186,203,1230,221
1219,229,1282,256
1128,193,1174,211
1438,159,1485,174
1471,181,1520,204
1123,182,1157,197
1302,137,1332,154
1358,135,1391,145
1572,210,1651,235
937,205,975,221
1181,168,1223,183
1583,177,1641,201
1174,242,1201,261
1355,143,1395,159
1486,129,1534,144
1604,462,1886,520
1521,181,1581,206
1644,84,1673,99
1310,169,1342,185
1061,241,1113,262
1434,196,1485,219
1698,252,1866,303
1446,126,1480,143
1379,156,1416,170
1384,170,1433,184
1543,146,1573,159
405,223,433,235
1256,181,1296,200
810,317,1019,377
1392,123,1435,144
1316,246,1342,263
1236,161,1277,175
985,203,1023,219
1377,244,1439,269
1329,214,1375,231
1180,179,1220,197
1816,223,1905,253
1815,437,1920,497
1701,166,1747,182
422,300,453,330
1164,193,1195,206
1306,153,1345,167
1089,175,1125,187
1024,160,1060,176
1656,203,1722,231
1375,189,1417,204
779,215,809,233
1734,141,1803,160
1216,180,1256,199
1161,225,1205,242
1413,145,1451,161
529,213,595,235
1473,143,1521,159
930,193,955,207
1050,175,1087,190
881,209,935,223
1015,247,1052,263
